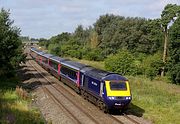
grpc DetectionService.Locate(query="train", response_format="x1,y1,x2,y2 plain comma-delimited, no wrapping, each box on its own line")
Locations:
30,47,132,112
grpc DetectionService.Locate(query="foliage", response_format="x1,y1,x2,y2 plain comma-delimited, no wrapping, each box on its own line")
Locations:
141,52,164,80
168,16,180,84
160,4,180,76
84,48,104,61
105,50,136,75
0,9,25,75
128,76,180,124
38,4,180,84
0,76,44,124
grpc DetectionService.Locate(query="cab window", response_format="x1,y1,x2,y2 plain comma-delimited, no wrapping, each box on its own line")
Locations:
110,81,127,90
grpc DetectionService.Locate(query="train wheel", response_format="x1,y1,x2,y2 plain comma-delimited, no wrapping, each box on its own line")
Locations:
83,91,87,100
97,100,101,109
100,103,108,113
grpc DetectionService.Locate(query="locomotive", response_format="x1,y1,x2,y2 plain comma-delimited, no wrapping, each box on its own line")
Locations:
30,47,132,112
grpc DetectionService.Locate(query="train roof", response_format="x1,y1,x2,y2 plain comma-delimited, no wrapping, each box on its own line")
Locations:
84,68,127,81
84,68,110,80
38,51,46,55
50,56,68,63
61,60,89,70
30,47,42,54
41,53,54,58
80,66,94,73
102,74,128,81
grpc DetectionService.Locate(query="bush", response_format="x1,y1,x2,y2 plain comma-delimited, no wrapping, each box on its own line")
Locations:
67,50,82,59
141,52,163,80
84,48,104,61
105,50,136,75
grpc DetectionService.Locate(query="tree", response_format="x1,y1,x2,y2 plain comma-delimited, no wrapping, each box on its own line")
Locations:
0,9,25,75
160,4,180,76
168,16,180,84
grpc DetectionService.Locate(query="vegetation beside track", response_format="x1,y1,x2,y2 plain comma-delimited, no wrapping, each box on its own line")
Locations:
0,76,44,124
128,76,180,124
72,58,180,124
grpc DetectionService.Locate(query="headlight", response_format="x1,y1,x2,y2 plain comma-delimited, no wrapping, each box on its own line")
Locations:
108,97,115,100
126,97,131,100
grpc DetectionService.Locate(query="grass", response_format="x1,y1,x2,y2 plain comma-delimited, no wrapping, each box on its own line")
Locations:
73,58,180,124
65,57,105,70
127,76,180,124
0,76,44,124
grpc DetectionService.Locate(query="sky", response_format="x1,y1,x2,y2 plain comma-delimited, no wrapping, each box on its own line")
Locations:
0,0,180,39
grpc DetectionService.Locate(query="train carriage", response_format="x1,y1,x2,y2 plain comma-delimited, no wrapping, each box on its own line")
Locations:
37,51,46,64
29,47,41,60
39,53,54,71
48,56,67,79
60,60,89,93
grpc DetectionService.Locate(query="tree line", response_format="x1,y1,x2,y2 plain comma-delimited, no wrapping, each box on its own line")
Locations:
1,4,178,84
39,4,180,84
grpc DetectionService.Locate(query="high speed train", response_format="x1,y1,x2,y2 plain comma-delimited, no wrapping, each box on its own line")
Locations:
30,47,132,112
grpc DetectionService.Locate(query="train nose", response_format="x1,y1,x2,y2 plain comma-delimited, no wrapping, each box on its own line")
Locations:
114,99,131,107
105,96,131,109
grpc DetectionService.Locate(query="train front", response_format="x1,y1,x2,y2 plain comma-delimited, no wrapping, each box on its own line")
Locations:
103,74,131,110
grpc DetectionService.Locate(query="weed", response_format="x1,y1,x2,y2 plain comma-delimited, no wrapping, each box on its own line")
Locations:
0,76,45,124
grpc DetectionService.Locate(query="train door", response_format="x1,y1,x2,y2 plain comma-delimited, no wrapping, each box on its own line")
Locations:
100,82,104,97
81,74,84,86
84,76,89,89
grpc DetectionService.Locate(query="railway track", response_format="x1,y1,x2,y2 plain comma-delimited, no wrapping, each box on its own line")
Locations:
111,114,141,124
26,61,81,123
24,50,145,124
123,113,141,124
28,59,100,124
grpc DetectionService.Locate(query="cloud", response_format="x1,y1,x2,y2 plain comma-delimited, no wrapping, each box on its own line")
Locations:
0,0,180,38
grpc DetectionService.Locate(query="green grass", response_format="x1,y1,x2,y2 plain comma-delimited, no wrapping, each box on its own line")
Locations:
65,57,105,70
72,58,180,124
0,76,44,124
127,76,180,124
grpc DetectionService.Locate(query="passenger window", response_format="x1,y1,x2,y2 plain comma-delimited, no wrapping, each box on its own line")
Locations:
60,66,77,81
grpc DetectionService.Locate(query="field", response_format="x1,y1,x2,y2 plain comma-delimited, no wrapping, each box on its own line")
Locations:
0,76,44,124
71,58,180,124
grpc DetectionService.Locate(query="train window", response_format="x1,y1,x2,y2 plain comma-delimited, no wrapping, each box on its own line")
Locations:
42,57,47,64
110,81,127,90
61,66,77,81
49,60,52,67
50,61,58,70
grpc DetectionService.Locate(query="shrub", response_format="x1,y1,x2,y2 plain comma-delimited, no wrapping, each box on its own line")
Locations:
105,50,136,75
84,48,104,61
141,52,163,80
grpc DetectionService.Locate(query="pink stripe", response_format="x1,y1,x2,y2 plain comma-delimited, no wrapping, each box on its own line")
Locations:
77,71,80,87
58,64,61,75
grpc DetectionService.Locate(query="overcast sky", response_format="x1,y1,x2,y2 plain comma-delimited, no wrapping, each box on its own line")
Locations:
0,0,179,39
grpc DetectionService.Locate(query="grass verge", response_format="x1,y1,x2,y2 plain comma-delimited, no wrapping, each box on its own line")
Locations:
127,76,180,124
0,76,44,124
66,57,105,70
